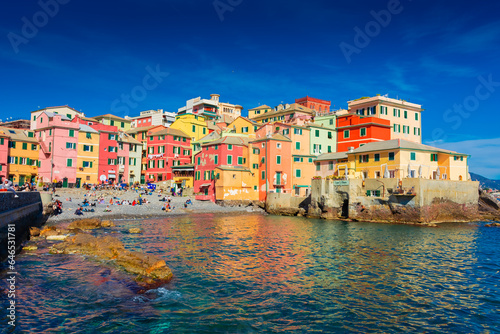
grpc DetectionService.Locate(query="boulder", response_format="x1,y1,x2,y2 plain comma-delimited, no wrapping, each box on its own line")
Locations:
30,227,41,237
321,207,339,220
129,228,142,234
40,226,59,237
101,220,115,227
68,218,102,230
49,233,173,284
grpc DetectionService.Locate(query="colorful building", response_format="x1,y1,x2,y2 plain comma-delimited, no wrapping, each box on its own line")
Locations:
194,136,251,201
145,127,191,182
346,139,469,180
336,114,391,152
248,103,315,125
76,124,99,186
0,131,8,182
347,95,423,143
119,133,142,184
226,116,258,138
126,109,176,128
0,127,39,185
171,164,194,190
89,123,119,184
31,106,84,131
35,112,79,186
295,96,331,114
251,133,293,201
314,152,349,178
170,114,209,144
307,122,337,155
215,165,259,201
247,105,272,120
93,114,132,132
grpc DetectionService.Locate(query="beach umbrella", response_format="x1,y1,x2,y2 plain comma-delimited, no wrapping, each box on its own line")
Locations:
407,163,412,178
436,167,440,180
383,165,390,178
418,165,422,178
344,165,348,180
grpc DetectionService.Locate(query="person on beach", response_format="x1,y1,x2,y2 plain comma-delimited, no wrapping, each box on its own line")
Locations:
75,207,84,216
104,206,111,212
1,180,19,198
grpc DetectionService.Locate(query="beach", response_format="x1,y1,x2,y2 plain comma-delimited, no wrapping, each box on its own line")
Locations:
45,187,265,223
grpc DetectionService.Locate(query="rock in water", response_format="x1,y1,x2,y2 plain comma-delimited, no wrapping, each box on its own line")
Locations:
30,227,41,237
101,220,115,227
49,233,173,285
68,218,102,230
129,228,142,234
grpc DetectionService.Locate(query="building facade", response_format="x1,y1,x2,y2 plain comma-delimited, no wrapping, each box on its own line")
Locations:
295,96,331,114
76,124,100,185
336,114,391,152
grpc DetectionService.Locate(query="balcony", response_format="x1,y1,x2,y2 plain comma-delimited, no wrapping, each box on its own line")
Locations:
119,165,125,173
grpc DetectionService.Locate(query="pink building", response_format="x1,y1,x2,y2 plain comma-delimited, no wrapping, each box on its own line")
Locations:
89,123,119,184
0,132,8,182
35,111,79,186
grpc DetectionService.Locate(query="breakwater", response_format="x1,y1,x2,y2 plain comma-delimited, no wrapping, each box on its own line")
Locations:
0,192,45,262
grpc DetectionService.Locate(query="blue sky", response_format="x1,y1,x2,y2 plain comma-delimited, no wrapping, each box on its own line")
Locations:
1,0,499,178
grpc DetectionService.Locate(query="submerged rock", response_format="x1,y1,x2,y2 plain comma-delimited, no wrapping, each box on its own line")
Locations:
68,218,102,230
49,233,173,285
101,220,115,227
129,228,142,234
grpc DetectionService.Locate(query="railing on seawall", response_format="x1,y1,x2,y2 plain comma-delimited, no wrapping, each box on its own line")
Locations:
0,192,45,262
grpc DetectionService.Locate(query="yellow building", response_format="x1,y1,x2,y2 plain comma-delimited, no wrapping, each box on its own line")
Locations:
171,164,194,189
215,166,259,201
76,124,99,185
248,105,272,120
226,116,258,138
93,114,132,131
170,114,209,146
347,139,469,181
0,127,39,185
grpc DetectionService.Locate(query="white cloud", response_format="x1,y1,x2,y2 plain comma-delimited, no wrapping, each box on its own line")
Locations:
435,138,500,180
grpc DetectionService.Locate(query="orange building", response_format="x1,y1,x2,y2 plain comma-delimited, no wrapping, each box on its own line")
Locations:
295,96,331,114
336,114,391,152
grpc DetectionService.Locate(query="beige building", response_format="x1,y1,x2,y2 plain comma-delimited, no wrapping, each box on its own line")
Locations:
31,106,84,130
347,96,423,144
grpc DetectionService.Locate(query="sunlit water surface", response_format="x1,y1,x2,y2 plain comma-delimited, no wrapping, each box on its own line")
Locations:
1,213,499,333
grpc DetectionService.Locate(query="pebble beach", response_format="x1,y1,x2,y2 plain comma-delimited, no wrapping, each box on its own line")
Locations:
45,187,265,223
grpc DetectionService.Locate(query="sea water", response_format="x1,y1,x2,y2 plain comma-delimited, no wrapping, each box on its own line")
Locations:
1,213,499,333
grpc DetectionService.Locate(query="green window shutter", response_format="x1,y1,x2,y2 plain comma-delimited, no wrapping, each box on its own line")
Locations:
0,138,3,145
315,130,319,137
415,113,419,121
296,169,301,177
90,162,93,168
121,122,124,128
277,156,281,164
296,142,300,150
27,158,31,165
215,155,218,164
261,171,265,180
22,143,27,150
111,120,115,126
69,130,74,137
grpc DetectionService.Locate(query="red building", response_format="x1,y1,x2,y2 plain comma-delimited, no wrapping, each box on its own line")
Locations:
145,127,191,182
194,136,249,201
295,96,331,114
89,123,120,184
336,114,391,152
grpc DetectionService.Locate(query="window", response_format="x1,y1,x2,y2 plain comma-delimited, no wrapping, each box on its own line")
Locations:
203,128,206,135
192,125,196,132
69,129,75,137
215,155,218,165
431,153,438,161
261,171,265,180
0,138,3,145
295,169,301,177
389,152,395,161
121,122,124,128
316,163,320,171
67,159,73,167
328,161,334,170
369,106,376,115
109,146,116,152
277,143,281,149
83,145,93,152
9,141,16,148
328,146,332,153
315,130,320,137
283,129,289,135
404,110,408,119
410,152,416,160
359,154,369,163
360,128,367,137
66,142,76,149
22,142,27,150
237,157,244,165
110,120,115,126
86,132,92,139
227,155,232,165
294,128,303,135
228,144,233,150
344,130,350,138
33,115,36,121
242,127,248,133
380,106,387,115
374,153,380,162
295,142,300,150
31,144,37,150
276,155,281,164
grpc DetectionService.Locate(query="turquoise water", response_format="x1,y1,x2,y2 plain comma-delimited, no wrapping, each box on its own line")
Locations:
1,213,499,333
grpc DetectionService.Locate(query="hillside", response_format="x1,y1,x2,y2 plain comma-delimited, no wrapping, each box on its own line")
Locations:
470,173,500,190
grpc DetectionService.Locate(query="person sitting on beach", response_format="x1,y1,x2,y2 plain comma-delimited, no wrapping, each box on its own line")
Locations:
132,200,136,206
75,207,84,216
186,199,192,205
1,180,19,198
104,206,111,212
82,198,89,206
167,195,171,203
53,200,63,215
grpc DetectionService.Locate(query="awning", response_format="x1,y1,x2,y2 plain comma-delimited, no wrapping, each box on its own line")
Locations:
200,183,211,188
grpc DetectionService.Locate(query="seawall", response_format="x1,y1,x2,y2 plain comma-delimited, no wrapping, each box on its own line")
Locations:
0,192,45,262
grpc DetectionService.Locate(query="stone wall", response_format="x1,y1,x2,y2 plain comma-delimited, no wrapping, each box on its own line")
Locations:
0,192,44,262
266,193,309,216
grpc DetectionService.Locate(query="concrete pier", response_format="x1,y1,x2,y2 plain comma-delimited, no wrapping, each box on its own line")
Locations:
0,192,44,262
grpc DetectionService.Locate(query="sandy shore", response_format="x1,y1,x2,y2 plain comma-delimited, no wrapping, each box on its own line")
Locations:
45,188,265,223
